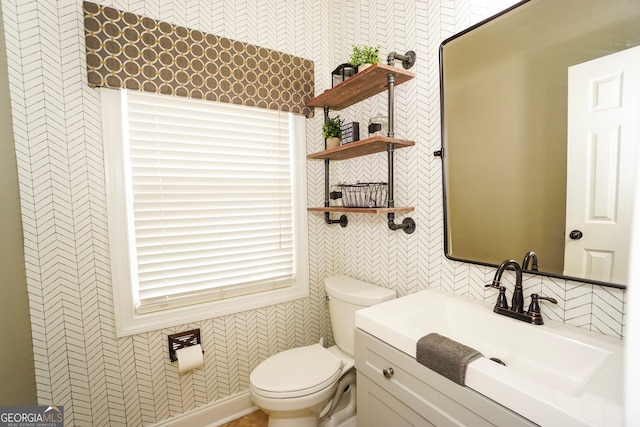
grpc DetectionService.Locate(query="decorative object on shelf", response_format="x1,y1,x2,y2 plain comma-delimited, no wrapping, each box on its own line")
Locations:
323,115,343,149
339,182,388,208
350,44,381,72
368,115,388,137
332,63,356,87
340,122,360,145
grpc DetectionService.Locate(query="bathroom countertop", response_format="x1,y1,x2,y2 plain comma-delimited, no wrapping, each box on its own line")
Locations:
355,289,624,427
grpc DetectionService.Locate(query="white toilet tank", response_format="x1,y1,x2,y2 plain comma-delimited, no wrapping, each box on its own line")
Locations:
325,275,396,357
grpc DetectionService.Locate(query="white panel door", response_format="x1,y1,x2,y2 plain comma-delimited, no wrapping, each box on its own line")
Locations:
564,45,640,284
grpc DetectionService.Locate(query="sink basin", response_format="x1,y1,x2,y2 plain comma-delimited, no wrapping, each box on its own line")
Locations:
355,288,623,427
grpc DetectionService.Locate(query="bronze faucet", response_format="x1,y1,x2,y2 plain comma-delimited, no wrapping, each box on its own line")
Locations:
489,259,524,312
486,259,557,325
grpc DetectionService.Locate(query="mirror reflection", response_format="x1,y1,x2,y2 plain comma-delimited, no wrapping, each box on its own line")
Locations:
440,0,640,287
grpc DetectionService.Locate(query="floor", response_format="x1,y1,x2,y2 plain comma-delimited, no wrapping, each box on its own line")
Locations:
218,409,358,427
219,410,268,427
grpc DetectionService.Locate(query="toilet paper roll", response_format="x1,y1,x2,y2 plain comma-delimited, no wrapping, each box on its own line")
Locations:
176,344,204,374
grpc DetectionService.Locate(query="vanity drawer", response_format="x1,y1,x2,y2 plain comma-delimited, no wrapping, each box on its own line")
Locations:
355,329,537,427
357,373,437,427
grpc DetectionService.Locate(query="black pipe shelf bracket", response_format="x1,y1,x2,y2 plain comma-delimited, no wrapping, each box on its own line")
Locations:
325,212,348,227
387,50,416,70
323,106,349,228
385,51,417,234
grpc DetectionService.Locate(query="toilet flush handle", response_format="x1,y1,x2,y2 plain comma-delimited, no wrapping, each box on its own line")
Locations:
382,367,394,379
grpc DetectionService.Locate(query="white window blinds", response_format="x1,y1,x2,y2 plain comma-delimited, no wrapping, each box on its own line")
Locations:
123,91,296,313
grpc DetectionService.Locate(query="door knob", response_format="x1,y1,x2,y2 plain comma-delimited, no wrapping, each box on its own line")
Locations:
569,230,583,240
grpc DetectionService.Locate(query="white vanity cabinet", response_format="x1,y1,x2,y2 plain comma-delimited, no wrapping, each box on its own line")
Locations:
355,329,537,427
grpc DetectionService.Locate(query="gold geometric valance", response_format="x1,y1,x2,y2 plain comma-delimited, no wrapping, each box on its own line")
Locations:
82,2,314,117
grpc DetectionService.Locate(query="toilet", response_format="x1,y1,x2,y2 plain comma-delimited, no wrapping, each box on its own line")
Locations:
249,274,396,427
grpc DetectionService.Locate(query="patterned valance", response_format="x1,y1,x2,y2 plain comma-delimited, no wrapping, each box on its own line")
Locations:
82,2,314,117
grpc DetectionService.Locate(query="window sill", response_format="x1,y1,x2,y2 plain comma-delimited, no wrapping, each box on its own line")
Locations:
114,283,309,337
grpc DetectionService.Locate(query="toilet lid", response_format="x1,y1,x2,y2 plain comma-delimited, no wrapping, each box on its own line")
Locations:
250,344,343,398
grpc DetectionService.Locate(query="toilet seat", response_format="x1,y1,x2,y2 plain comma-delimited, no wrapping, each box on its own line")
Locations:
250,344,343,399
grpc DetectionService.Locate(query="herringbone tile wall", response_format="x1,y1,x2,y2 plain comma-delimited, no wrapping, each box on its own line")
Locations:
3,0,626,425
319,0,625,339
4,0,328,425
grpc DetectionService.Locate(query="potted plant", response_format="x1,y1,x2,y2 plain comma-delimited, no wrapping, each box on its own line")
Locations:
323,115,343,149
350,44,381,72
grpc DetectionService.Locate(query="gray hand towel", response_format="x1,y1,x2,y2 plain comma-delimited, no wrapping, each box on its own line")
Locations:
416,332,482,386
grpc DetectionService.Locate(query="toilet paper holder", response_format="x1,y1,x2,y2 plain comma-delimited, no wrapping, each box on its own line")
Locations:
168,329,203,362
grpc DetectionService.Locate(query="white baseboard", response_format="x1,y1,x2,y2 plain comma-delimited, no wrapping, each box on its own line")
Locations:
153,390,258,427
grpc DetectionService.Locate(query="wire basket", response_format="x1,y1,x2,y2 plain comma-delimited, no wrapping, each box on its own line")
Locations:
339,182,388,208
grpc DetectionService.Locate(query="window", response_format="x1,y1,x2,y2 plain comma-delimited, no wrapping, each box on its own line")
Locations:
101,89,308,336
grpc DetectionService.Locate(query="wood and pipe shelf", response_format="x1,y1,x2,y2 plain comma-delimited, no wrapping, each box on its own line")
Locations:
307,136,414,161
306,63,415,110
308,206,414,214
306,56,417,233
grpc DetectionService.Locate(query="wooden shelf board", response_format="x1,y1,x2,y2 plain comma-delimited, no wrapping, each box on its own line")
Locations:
306,63,415,110
308,206,415,214
307,136,415,160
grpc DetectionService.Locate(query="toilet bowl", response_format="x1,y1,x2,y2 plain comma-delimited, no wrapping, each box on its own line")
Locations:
250,344,345,426
249,275,396,427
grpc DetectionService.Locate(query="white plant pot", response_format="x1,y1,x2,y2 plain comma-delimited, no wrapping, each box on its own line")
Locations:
358,63,373,73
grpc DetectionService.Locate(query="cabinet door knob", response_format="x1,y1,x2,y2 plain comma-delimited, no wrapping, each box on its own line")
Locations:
382,367,394,378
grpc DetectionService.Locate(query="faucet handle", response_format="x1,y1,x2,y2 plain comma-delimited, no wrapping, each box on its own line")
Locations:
526,293,558,317
485,283,509,309
484,281,501,290
496,286,509,309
